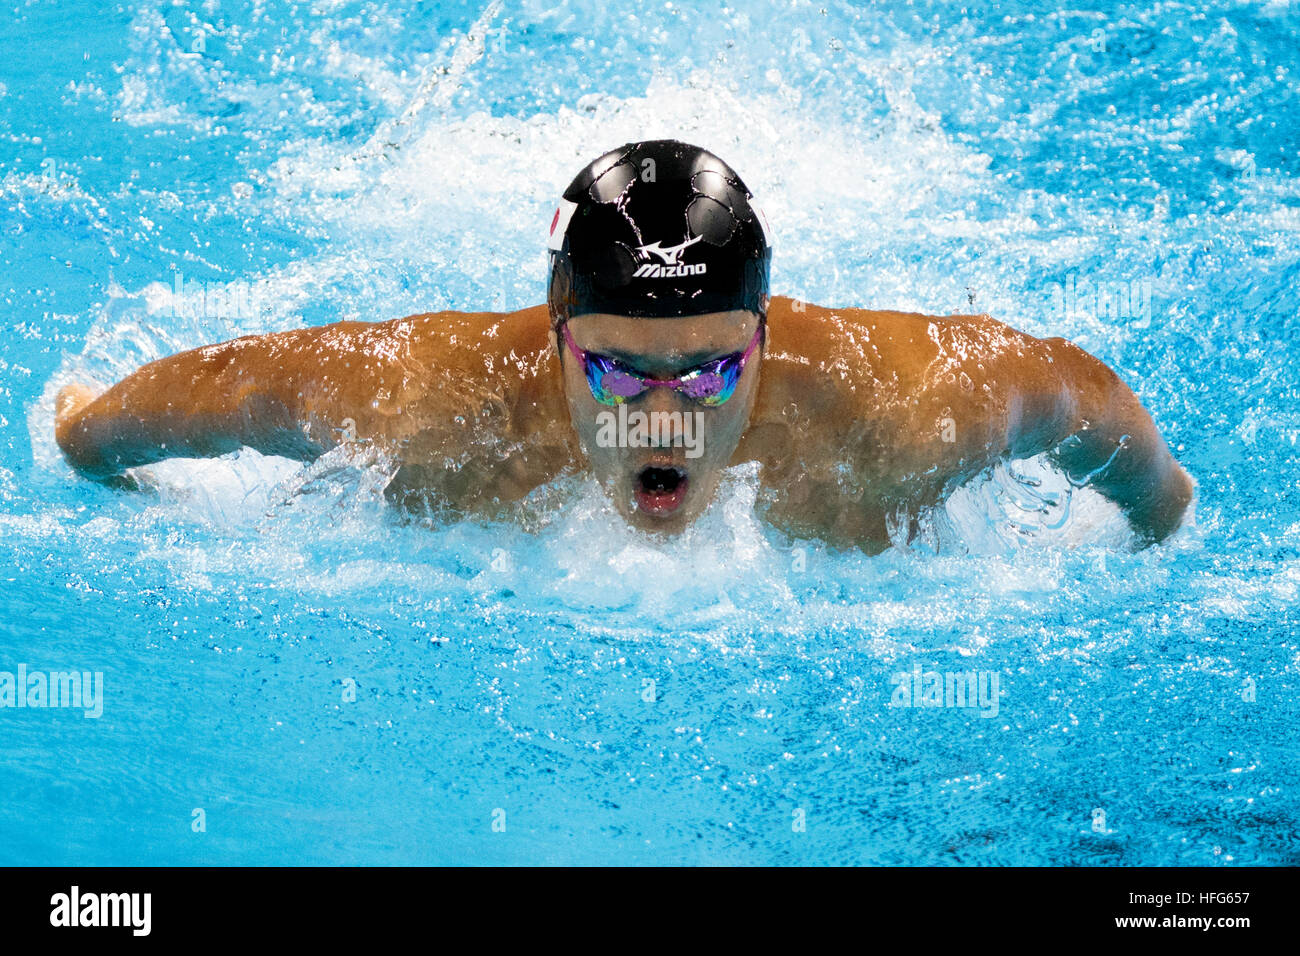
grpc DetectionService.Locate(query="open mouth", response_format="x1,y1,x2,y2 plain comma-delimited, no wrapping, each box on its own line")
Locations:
633,465,689,517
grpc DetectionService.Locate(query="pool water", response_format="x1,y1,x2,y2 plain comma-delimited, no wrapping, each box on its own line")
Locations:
2,0,1298,864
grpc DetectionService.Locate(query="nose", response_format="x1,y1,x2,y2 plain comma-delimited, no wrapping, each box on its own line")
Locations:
640,384,691,449
642,382,684,414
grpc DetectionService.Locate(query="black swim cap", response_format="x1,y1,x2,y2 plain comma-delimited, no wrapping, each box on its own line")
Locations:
546,140,771,328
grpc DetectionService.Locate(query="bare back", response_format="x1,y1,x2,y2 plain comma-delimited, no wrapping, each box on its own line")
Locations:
56,296,1192,549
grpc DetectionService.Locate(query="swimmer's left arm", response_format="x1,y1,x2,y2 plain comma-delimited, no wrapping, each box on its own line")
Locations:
895,312,1192,544
1025,336,1194,544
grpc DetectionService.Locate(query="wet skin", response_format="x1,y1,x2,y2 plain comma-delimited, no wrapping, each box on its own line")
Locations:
54,296,1194,552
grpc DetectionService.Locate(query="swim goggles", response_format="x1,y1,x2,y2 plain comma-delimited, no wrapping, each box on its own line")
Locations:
559,321,763,407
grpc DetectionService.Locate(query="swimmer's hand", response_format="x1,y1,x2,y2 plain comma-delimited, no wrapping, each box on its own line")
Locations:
55,383,139,489
55,382,98,433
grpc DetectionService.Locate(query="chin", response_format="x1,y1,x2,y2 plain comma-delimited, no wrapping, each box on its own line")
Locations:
624,505,695,535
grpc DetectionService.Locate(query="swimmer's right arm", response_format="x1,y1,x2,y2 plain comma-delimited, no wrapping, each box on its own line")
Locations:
54,321,415,481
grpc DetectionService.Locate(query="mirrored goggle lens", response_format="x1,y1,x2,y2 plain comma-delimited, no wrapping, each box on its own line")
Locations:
599,369,647,400
583,355,642,404
678,358,742,405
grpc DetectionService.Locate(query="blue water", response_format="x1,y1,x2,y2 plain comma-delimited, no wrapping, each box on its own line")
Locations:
2,0,1298,865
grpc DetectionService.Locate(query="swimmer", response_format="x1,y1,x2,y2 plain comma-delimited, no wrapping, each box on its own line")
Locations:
54,140,1194,552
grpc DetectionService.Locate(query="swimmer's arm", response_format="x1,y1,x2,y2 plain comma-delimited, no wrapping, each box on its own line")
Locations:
54,323,406,481
1028,337,1194,544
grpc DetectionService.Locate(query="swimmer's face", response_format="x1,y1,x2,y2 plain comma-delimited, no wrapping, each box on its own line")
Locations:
558,310,763,534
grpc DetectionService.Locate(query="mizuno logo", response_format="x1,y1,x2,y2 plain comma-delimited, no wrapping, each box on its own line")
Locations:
633,262,707,278
632,235,707,278
636,235,702,265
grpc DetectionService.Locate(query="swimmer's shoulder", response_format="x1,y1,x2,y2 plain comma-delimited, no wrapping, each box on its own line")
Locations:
358,304,563,448
377,304,552,370
768,297,1051,373
764,297,944,385
769,296,1037,343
